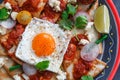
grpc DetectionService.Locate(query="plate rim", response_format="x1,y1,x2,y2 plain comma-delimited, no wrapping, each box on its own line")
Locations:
107,0,120,80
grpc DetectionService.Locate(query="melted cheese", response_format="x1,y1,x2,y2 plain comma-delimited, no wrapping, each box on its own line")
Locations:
85,22,99,42
48,0,61,12
57,69,66,80
13,74,21,80
79,39,89,45
22,74,30,80
68,0,77,3
5,2,12,9
11,12,18,20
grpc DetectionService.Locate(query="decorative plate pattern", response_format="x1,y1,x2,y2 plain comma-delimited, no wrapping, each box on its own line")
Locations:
96,0,120,80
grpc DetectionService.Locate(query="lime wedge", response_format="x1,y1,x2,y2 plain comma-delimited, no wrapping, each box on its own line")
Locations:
94,5,110,33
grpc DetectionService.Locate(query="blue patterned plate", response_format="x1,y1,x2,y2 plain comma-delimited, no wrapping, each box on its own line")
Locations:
95,0,120,80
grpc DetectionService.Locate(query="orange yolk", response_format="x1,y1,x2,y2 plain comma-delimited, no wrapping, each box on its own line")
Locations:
32,33,55,57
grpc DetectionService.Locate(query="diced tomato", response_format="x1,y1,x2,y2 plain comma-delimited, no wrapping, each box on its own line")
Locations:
15,24,25,36
40,5,60,23
22,0,40,12
29,71,53,80
31,0,40,8
73,58,92,79
1,24,24,50
39,71,53,80
29,74,39,80
1,41,12,50
60,0,67,11
64,44,77,60
70,34,88,45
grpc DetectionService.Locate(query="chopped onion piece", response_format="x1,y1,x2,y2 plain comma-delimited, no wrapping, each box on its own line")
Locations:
22,63,37,76
0,18,16,29
80,42,99,61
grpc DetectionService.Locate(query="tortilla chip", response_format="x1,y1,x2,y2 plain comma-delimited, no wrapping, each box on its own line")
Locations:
88,59,106,77
0,67,13,80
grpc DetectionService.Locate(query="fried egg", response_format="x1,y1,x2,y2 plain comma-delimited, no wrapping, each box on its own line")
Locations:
15,18,71,73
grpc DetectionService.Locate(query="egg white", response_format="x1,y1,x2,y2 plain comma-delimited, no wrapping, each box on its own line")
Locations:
15,18,71,73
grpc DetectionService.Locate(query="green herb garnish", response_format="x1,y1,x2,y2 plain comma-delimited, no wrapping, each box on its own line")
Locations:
66,4,77,16
0,7,9,20
81,75,94,80
61,11,68,19
35,60,49,71
59,4,88,30
59,19,73,30
9,64,21,71
75,16,88,29
59,4,77,30
95,34,108,44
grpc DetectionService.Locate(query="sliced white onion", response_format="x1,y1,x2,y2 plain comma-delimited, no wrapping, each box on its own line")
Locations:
74,11,90,21
0,18,16,29
80,42,99,61
22,63,37,76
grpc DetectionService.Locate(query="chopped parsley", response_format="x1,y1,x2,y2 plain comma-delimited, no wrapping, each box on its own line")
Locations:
81,75,94,80
59,19,73,30
59,4,88,30
0,7,9,20
35,60,49,71
61,11,68,19
66,4,77,16
75,16,88,29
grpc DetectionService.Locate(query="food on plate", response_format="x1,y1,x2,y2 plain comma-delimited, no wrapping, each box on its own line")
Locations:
94,5,110,33
16,10,32,25
15,18,71,73
0,0,110,80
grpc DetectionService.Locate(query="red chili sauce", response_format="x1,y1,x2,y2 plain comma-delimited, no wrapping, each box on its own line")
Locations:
64,34,93,79
73,58,92,79
1,24,24,50
22,0,40,12
29,71,54,80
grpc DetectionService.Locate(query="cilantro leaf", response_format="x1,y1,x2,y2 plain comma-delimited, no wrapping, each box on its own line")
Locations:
59,19,73,30
35,60,49,71
61,11,68,19
66,4,77,16
0,7,9,20
75,16,88,29
81,75,94,80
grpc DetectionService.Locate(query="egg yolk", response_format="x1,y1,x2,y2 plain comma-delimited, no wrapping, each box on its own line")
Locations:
32,33,55,57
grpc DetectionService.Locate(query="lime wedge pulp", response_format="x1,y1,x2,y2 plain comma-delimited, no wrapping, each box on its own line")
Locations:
94,5,110,33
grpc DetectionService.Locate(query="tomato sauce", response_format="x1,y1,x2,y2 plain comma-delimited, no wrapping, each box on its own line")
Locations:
64,43,77,60
64,34,89,61
60,0,67,11
40,5,60,23
4,0,20,11
29,71,54,80
22,0,40,12
64,34,92,79
73,58,92,79
1,24,24,50
70,34,88,46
